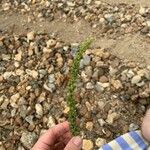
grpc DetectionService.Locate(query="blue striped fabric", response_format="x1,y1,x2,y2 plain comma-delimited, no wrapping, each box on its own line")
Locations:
99,131,149,150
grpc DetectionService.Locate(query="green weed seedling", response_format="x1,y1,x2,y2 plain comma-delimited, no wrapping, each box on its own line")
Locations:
66,39,93,136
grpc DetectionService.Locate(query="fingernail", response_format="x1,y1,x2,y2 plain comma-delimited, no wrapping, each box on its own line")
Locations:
73,136,82,146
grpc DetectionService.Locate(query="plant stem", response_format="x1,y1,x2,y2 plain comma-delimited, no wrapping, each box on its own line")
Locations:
67,39,93,136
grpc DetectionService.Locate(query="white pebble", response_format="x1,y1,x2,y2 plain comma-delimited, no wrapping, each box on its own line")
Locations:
35,104,43,118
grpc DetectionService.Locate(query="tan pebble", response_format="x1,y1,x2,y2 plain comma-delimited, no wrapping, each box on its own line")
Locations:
46,39,56,47
47,116,56,128
111,79,123,89
68,59,73,66
14,51,22,61
8,86,15,93
139,7,146,15
43,47,52,53
106,112,120,124
57,57,63,68
15,69,24,76
95,138,106,147
27,31,35,40
82,139,94,150
85,102,91,111
86,122,93,131
63,106,70,114
10,93,20,108
99,76,108,83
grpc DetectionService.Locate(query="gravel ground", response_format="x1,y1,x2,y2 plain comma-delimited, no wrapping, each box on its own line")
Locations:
0,0,150,150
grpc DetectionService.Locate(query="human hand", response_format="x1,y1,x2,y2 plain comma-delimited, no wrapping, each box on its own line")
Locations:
142,109,150,141
32,121,82,150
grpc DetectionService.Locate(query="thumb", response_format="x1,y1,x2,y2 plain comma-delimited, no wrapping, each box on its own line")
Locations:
64,136,82,150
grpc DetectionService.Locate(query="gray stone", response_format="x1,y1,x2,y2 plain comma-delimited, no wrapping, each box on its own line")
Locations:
44,83,56,93
20,131,38,149
95,82,104,92
48,74,55,83
129,123,139,131
83,55,91,66
19,105,28,118
86,82,94,89
109,67,117,76
25,115,34,125
127,70,135,78
131,75,142,84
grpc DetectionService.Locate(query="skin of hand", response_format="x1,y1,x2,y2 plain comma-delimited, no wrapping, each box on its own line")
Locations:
32,121,82,150
142,109,150,142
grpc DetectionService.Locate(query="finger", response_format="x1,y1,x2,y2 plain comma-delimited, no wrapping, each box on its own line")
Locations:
55,142,65,150
63,131,72,144
59,131,72,145
142,109,150,141
64,136,82,150
32,121,69,149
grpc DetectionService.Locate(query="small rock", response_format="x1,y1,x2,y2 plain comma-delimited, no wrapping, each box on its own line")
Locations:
3,72,12,80
20,131,38,149
85,102,92,111
95,1,101,6
111,79,123,90
83,55,91,66
129,123,139,131
67,1,75,7
99,76,108,83
98,119,106,127
92,69,99,80
131,75,141,84
146,21,150,27
127,70,135,78
2,3,11,11
86,122,93,131
85,66,93,77
46,39,56,47
86,82,94,90
109,67,118,76
35,103,43,118
47,116,56,128
44,83,56,93
95,138,106,147
139,7,146,15
48,74,55,83
25,115,34,125
106,112,119,124
26,69,38,78
141,26,149,34
104,14,114,23
57,56,63,68
63,106,70,114
10,93,20,108
15,51,22,61
82,139,94,150
95,82,104,92
43,47,52,53
81,71,89,82
1,98,9,109
27,31,35,41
